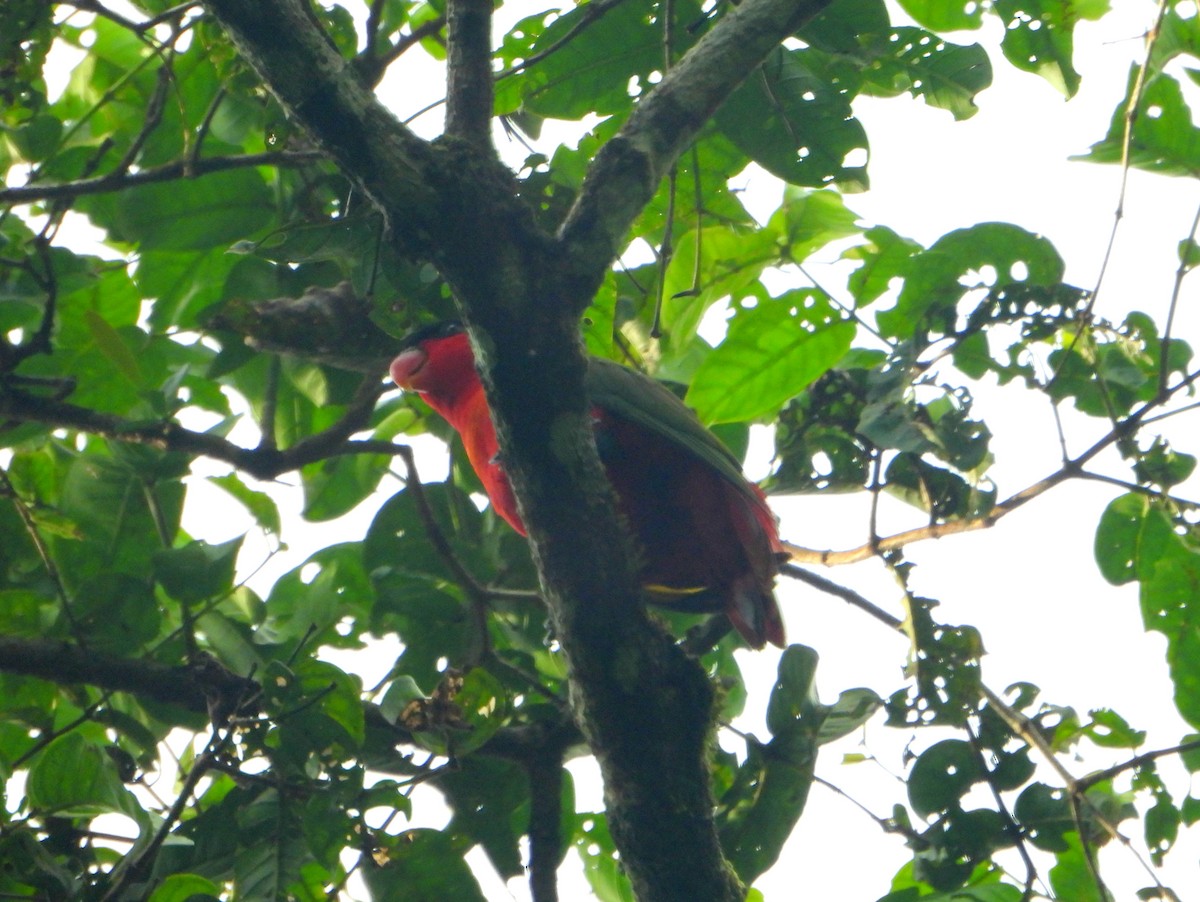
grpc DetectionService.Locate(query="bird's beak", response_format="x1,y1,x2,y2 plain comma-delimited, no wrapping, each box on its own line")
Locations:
389,347,428,389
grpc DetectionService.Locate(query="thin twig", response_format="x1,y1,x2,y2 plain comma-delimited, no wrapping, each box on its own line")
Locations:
0,371,389,480
1076,738,1200,792
99,731,225,901
0,467,85,644
393,446,532,606
356,16,447,87
1048,0,1169,392
784,368,1200,565
493,0,632,83
1159,197,1200,397
1077,469,1200,507
189,85,227,171
965,719,1040,899
0,150,326,205
650,0,678,339
112,61,174,177
813,775,922,843
780,564,901,630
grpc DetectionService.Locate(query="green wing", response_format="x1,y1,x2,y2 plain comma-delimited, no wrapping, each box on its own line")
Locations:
585,357,752,491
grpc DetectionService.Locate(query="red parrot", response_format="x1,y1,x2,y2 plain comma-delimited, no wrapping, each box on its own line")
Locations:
390,322,785,649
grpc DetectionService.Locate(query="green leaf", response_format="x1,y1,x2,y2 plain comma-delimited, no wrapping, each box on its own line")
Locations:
273,658,366,753
1082,72,1200,175
1129,504,1200,728
721,646,821,882
877,222,1066,340
516,0,671,119
1181,734,1200,773
767,188,862,262
301,447,392,522
1094,494,1147,585
440,757,529,880
1085,708,1146,749
27,733,138,817
816,687,882,745
687,292,854,424
715,47,869,190
1144,791,1180,866
659,225,781,348
210,473,282,535
262,543,372,645
994,0,1090,97
148,873,222,902
862,28,993,120
233,789,308,900
197,610,264,677
80,168,273,251
380,675,426,724
6,112,63,162
138,247,239,331
1048,832,1110,902
363,828,486,901
766,645,821,736
907,739,982,818
153,537,242,604
894,0,985,31
84,308,141,382
52,452,184,588
574,814,635,902
1015,783,1080,852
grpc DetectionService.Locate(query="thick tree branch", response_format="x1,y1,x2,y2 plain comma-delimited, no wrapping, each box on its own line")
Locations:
0,636,253,714
201,0,441,251
191,2,843,897
525,748,566,902
445,0,495,150
0,633,584,768
555,0,833,300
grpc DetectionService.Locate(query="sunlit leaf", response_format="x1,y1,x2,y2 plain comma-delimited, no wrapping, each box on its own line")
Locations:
688,291,854,424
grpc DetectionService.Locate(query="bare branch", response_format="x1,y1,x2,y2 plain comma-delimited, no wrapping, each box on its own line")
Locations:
0,635,252,714
445,0,495,150
201,0,441,250
355,15,446,87
782,372,1200,565
781,564,902,630
0,150,325,205
1077,738,1200,791
526,749,566,902
0,372,389,481
556,0,833,299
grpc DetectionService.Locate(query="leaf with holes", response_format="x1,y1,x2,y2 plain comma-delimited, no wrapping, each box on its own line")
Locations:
687,291,854,424
862,28,992,119
715,47,868,189
1082,72,1200,175
907,739,983,818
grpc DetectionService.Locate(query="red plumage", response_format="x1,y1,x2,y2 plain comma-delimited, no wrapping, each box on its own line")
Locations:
390,324,785,649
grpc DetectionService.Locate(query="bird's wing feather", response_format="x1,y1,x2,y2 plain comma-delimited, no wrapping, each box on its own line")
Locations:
585,357,755,495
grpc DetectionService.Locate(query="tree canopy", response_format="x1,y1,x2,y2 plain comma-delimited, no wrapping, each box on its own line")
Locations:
1,0,1199,899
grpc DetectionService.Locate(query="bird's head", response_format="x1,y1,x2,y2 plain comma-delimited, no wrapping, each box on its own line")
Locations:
390,321,476,399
